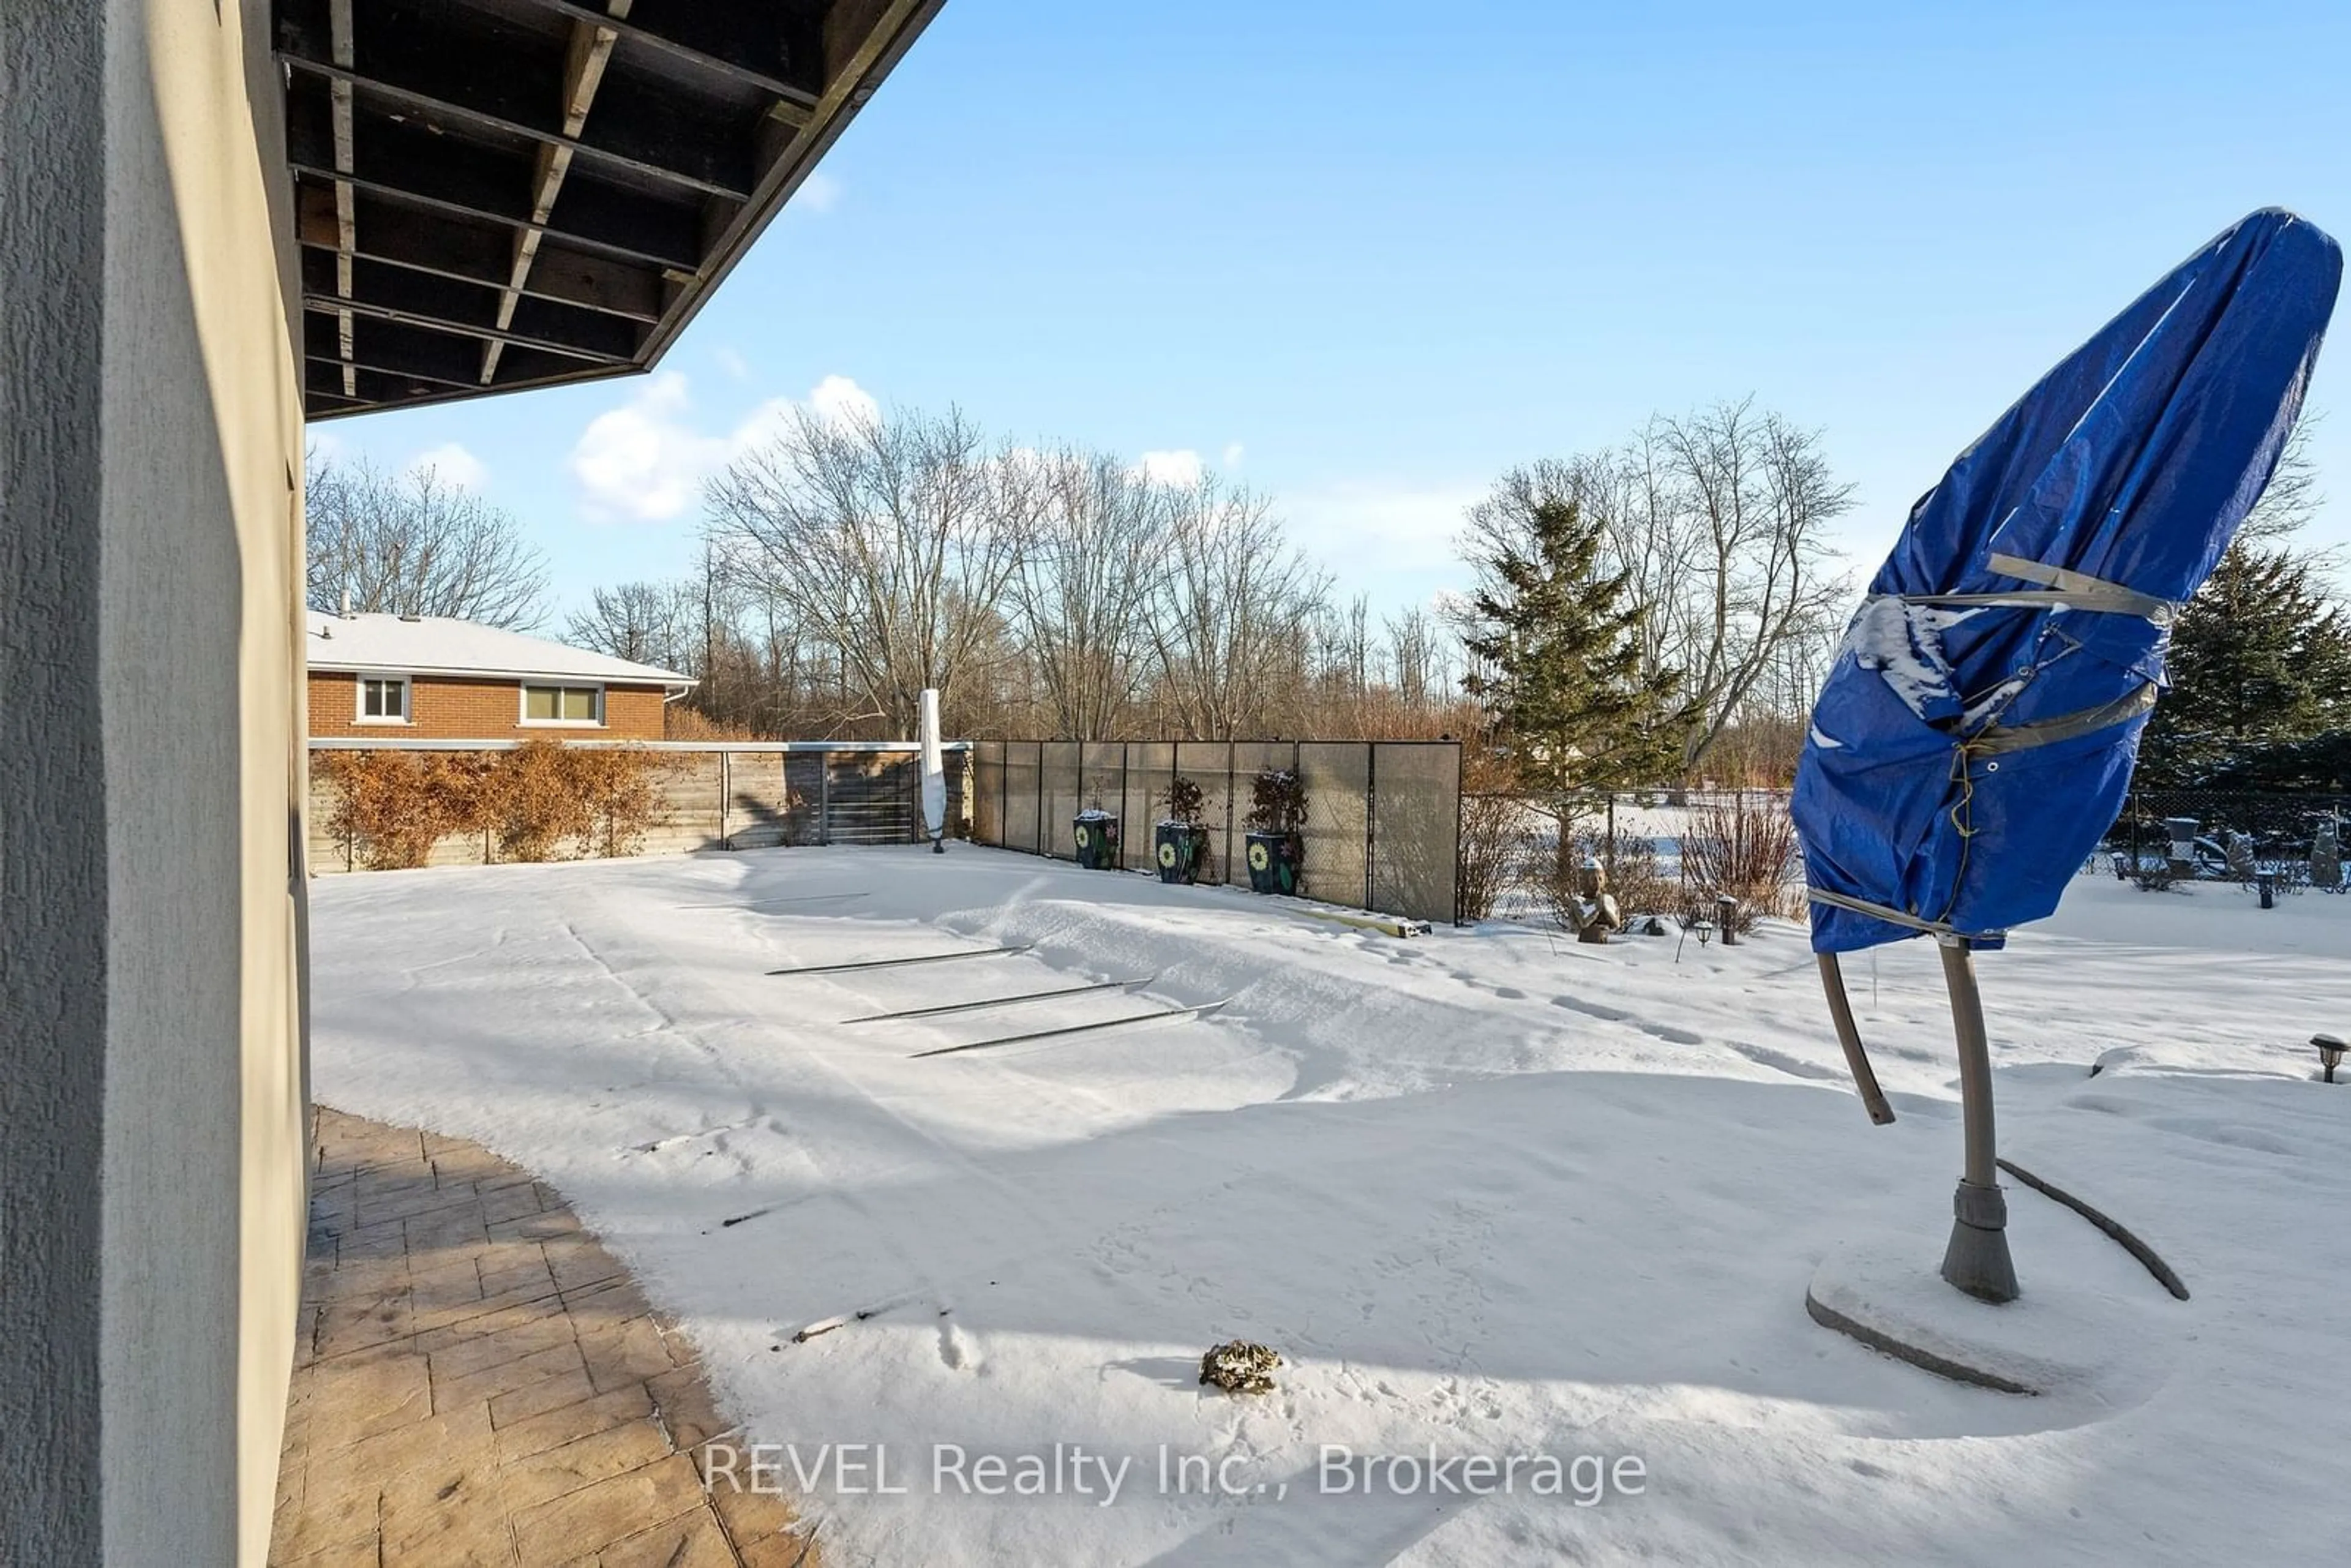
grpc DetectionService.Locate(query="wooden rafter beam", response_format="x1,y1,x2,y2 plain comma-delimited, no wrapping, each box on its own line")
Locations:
282,109,705,274
329,0,355,397
296,286,636,370
304,356,617,419
303,307,612,390
277,48,748,204
294,179,665,324
276,0,950,418
486,1,632,384
641,0,945,363
297,250,642,362
511,0,822,114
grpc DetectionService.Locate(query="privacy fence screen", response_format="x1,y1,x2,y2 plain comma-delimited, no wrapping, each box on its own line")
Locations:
969,740,1464,925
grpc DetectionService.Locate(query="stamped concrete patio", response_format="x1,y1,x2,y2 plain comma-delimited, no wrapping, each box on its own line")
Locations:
270,1109,810,1567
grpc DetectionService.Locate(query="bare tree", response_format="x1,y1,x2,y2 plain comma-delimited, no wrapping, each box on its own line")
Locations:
1142,477,1329,739
1006,448,1162,738
705,403,1033,735
2240,411,2323,544
306,453,549,627
564,580,695,668
1382,607,1439,711
1460,445,1700,691
1465,403,1854,771
1651,400,1852,767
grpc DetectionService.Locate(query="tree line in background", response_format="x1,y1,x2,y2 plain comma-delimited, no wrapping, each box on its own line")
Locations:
304,402,2344,795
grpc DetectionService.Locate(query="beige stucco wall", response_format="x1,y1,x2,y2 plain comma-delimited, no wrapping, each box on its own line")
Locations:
99,3,308,1564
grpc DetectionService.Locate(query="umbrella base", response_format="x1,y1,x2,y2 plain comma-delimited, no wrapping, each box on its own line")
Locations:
1806,1228,2180,1400
1940,1177,2019,1303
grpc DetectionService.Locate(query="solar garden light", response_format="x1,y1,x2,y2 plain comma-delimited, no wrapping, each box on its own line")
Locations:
1715,895,1739,945
2315,1034,2347,1084
2257,869,2276,909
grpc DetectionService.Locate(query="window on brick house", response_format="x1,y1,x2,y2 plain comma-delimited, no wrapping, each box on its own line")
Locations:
520,684,602,725
356,675,410,723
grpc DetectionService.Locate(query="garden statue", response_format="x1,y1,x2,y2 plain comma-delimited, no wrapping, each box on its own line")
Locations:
2312,819,2341,891
1575,857,1624,944
2224,831,2256,884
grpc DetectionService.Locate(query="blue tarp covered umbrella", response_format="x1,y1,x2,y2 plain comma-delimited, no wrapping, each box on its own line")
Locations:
1793,209,2340,1301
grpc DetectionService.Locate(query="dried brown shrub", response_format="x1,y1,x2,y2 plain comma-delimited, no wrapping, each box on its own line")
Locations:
569,747,660,858
481,740,658,862
664,705,760,742
318,742,659,868
314,750,490,870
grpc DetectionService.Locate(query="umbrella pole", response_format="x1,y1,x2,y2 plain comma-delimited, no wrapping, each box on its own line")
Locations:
1817,953,1895,1125
1937,936,2018,1303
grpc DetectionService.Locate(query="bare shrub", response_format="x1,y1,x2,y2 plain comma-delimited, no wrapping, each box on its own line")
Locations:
662,705,760,742
1455,748,1535,920
1678,793,1801,931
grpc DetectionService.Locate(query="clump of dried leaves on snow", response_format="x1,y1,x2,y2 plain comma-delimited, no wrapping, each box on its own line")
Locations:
1199,1341,1282,1394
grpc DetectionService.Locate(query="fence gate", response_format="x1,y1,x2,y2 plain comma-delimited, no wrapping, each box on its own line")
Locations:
819,751,919,844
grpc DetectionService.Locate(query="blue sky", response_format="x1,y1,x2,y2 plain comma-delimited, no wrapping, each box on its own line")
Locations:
315,0,2351,624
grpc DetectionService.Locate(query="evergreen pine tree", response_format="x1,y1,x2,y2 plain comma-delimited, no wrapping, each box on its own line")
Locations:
1460,498,1694,797
2140,542,2351,786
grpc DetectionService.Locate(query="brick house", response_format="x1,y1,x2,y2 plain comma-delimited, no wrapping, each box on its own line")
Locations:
307,612,694,742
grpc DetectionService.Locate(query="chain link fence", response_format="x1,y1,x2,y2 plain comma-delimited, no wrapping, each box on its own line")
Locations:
2097,787,2350,888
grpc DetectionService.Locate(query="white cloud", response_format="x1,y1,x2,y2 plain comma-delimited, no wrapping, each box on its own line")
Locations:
409,442,488,491
570,373,721,523
568,372,880,524
797,171,843,213
1222,441,1247,468
713,346,751,383
808,372,880,431
1280,479,1487,581
1136,448,1205,487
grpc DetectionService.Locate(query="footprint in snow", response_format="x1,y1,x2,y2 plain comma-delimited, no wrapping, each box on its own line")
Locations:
1722,1040,1845,1082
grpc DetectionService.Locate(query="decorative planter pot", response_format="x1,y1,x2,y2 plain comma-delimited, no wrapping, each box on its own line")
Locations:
1155,822,1210,884
1243,830,1303,895
1073,812,1120,870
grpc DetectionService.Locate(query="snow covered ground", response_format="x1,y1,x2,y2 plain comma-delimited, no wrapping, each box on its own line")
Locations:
310,848,2351,1566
